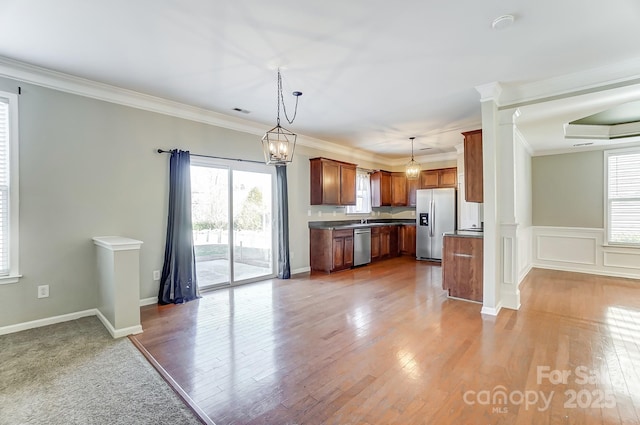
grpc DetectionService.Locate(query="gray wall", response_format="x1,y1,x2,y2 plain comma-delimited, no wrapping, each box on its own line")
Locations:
532,150,603,228
0,77,271,327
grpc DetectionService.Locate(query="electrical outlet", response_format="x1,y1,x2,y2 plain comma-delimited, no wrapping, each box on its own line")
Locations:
307,210,311,217
153,270,161,281
37,285,49,299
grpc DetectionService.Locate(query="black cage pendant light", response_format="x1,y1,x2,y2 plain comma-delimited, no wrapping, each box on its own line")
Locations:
262,69,303,165
405,137,420,180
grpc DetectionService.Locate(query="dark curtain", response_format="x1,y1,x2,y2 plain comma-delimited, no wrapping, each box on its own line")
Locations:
276,164,291,279
158,150,200,304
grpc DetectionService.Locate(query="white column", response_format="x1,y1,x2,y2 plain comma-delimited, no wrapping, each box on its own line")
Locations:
498,108,521,310
476,83,502,316
93,236,144,338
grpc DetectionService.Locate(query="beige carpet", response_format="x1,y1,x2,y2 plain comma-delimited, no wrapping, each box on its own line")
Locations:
0,316,202,425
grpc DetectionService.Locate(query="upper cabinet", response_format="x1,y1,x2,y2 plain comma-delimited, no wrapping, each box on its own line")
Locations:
371,170,392,207
391,172,408,206
310,157,357,205
462,129,483,203
420,167,457,189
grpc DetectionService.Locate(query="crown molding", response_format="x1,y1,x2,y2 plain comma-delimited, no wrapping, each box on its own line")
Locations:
498,57,640,108
0,56,392,165
476,82,503,103
386,151,457,167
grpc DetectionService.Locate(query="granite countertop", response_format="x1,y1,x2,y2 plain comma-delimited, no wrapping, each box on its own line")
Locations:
308,219,415,230
444,229,484,238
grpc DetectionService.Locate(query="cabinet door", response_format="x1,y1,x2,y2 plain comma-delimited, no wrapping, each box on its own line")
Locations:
463,130,483,203
391,173,407,206
332,236,345,270
371,228,381,260
380,227,391,257
407,178,419,207
420,170,439,189
442,236,483,302
399,225,416,256
371,171,392,207
389,226,399,257
322,161,341,204
344,235,354,267
438,168,457,188
340,164,357,205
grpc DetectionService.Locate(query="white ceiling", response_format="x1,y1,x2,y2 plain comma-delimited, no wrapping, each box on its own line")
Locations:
1,0,640,159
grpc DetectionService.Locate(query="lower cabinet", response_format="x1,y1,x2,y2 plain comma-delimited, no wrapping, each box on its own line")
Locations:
371,225,399,261
310,225,402,272
310,228,354,273
399,225,416,257
332,229,354,271
442,235,483,302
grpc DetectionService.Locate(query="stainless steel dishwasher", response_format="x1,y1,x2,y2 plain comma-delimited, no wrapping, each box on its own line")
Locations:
353,227,371,266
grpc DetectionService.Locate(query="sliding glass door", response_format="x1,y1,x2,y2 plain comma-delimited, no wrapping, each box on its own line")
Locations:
190,159,276,288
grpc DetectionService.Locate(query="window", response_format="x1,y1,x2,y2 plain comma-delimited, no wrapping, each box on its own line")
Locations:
0,91,19,283
606,147,640,246
346,169,372,214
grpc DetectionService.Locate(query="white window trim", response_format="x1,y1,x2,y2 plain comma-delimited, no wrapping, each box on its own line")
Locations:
345,169,372,215
604,146,640,249
0,91,20,284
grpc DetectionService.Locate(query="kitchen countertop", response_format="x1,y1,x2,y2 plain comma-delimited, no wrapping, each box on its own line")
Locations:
444,229,484,238
308,219,415,230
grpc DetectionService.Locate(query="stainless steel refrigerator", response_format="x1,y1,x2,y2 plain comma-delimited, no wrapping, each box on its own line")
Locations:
416,188,456,260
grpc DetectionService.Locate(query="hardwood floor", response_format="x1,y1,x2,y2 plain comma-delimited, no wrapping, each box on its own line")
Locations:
131,257,640,425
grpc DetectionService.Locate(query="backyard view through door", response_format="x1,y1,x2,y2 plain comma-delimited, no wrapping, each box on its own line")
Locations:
191,162,275,288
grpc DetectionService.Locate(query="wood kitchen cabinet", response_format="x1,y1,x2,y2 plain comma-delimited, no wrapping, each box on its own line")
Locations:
399,225,416,257
407,177,419,207
371,171,392,207
391,172,408,206
442,235,483,302
371,227,381,261
310,157,357,205
462,129,483,203
309,228,354,273
371,225,399,261
420,167,457,189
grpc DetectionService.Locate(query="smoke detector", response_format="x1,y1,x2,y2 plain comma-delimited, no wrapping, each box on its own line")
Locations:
492,14,515,30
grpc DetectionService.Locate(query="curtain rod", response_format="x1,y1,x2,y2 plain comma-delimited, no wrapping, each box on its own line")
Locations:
156,149,265,165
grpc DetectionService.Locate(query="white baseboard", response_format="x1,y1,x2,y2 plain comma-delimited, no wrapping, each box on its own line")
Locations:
292,266,311,276
95,309,143,338
139,297,157,306
0,308,144,338
0,309,96,336
481,302,503,316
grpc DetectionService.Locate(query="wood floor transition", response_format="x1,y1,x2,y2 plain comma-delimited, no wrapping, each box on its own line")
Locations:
131,256,640,425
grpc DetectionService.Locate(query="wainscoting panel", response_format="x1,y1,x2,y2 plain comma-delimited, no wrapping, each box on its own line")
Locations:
537,234,597,265
518,226,533,283
532,227,640,280
603,249,640,270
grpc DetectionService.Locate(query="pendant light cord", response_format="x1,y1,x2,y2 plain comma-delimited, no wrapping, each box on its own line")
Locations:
410,137,416,160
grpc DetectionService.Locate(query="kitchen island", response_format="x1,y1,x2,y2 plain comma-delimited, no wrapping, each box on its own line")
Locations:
442,230,483,302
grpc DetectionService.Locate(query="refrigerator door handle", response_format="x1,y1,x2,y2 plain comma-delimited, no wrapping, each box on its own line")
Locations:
430,200,435,237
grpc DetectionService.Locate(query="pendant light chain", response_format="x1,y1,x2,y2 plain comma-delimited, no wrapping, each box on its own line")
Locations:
278,69,300,125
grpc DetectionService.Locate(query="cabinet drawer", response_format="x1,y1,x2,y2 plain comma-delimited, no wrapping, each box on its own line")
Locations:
333,229,354,238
